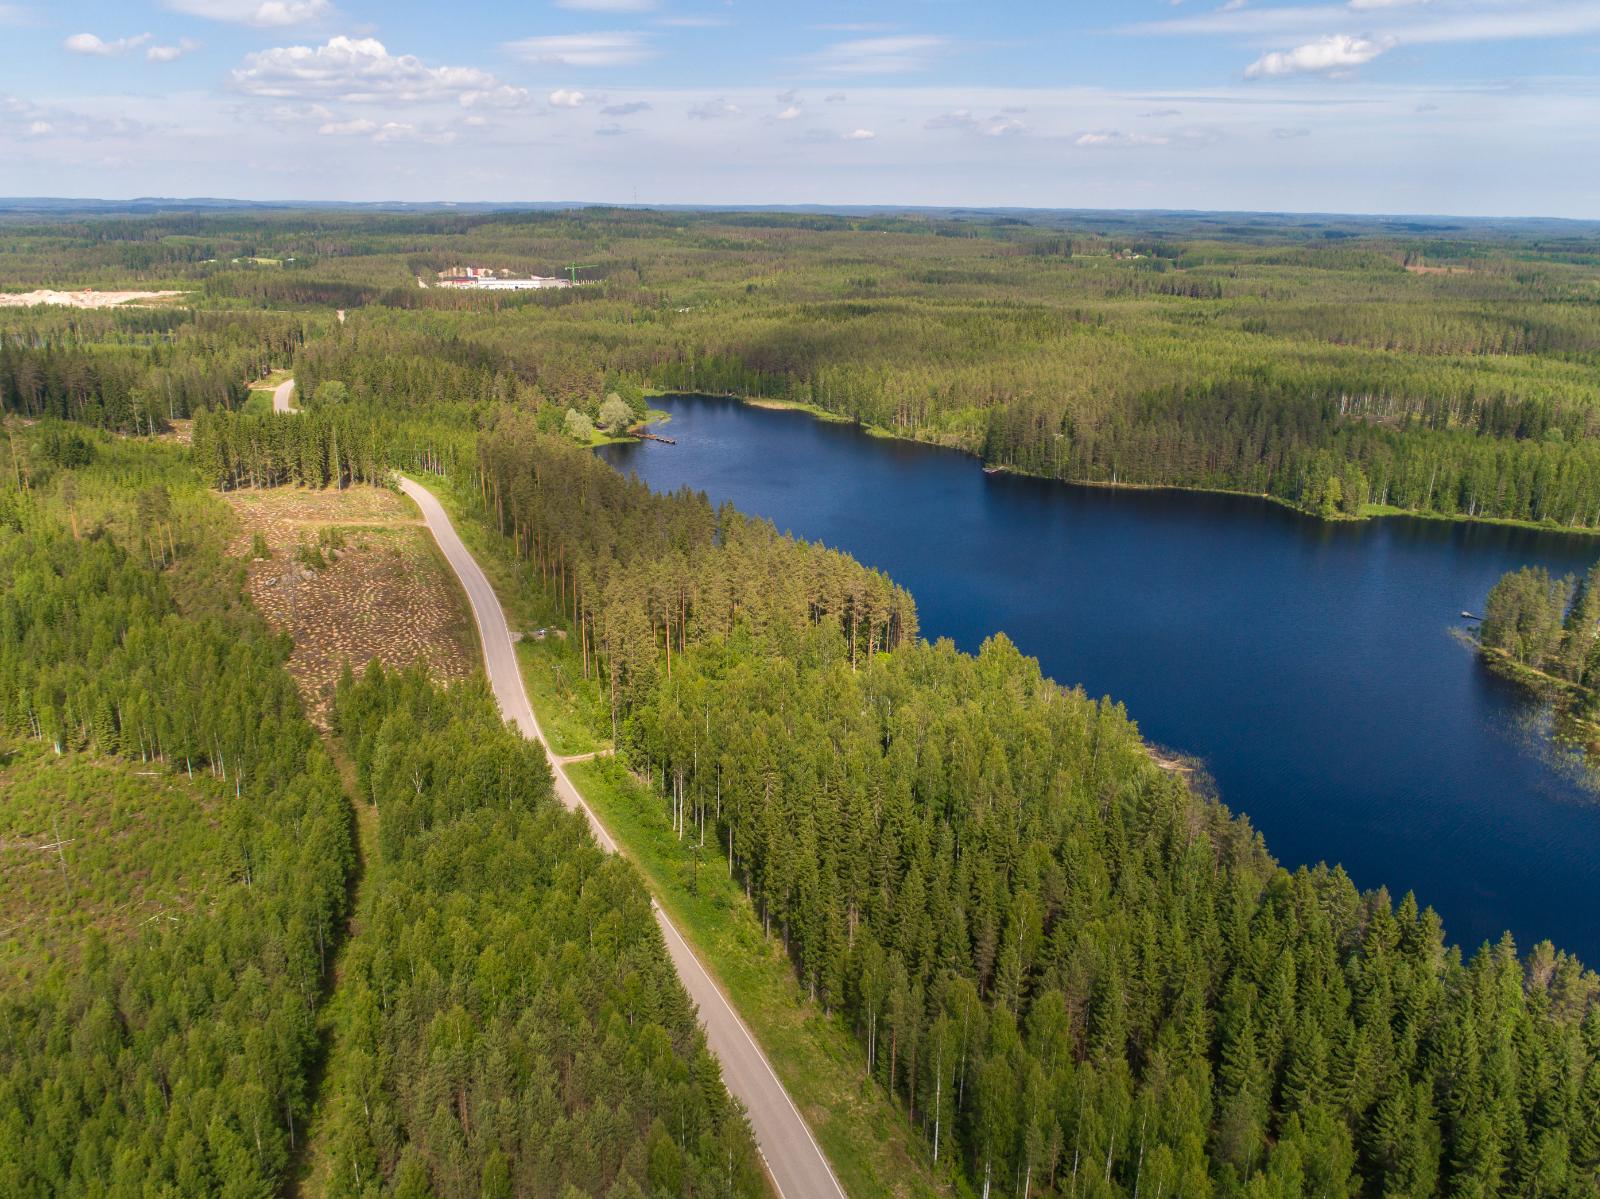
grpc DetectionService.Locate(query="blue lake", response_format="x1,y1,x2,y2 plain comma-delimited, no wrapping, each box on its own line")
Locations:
601,395,1600,966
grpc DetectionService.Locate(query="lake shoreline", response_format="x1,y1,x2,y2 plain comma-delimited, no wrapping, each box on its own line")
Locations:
654,391,1600,542
1473,639,1600,750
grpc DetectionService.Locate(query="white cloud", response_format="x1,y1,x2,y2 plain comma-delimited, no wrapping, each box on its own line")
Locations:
165,0,332,26
601,99,652,115
843,127,876,140
461,86,529,109
505,33,653,67
775,104,802,120
1,94,144,141
926,109,1026,137
1245,33,1391,77
1075,129,1171,147
318,117,376,135
317,115,454,143
234,36,527,106
1130,0,1600,44
148,39,201,62
810,35,950,76
550,88,586,108
65,32,153,56
688,97,742,119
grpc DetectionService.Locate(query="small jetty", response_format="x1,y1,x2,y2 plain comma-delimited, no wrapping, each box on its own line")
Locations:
634,430,676,445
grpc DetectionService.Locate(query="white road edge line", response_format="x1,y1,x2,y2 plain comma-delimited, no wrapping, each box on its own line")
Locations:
651,898,849,1199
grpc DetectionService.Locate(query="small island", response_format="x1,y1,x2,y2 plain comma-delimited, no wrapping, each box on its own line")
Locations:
1478,563,1600,715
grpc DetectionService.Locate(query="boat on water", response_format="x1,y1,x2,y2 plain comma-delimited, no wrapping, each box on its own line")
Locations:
983,464,1006,476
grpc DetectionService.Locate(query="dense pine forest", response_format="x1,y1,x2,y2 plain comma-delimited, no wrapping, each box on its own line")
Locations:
0,426,764,1197
319,665,763,1198
5,208,1600,1197
0,435,353,1196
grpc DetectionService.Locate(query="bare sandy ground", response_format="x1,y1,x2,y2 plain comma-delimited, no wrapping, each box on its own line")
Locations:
0,289,186,308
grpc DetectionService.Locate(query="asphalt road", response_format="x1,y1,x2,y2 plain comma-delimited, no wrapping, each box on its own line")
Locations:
273,378,296,413
398,475,848,1199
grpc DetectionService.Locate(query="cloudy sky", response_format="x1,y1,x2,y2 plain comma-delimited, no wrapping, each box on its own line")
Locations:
2,0,1597,216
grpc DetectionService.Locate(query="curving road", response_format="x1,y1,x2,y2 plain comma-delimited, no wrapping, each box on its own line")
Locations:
398,476,847,1199
273,378,297,413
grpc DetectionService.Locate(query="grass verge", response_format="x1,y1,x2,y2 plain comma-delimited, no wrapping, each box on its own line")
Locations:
428,479,609,758
568,756,948,1199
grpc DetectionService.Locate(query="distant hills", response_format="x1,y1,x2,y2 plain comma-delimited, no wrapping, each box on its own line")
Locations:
2,196,1597,240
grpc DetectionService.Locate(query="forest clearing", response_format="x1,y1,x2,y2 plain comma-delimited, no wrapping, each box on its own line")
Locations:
0,752,231,990
224,486,476,721
0,289,186,308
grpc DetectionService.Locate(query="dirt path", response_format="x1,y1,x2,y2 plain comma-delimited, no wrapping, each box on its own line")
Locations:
289,740,381,1198
555,749,613,765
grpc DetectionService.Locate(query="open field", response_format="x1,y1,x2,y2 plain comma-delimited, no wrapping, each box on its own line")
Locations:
243,368,291,416
0,749,230,990
0,288,186,308
223,485,476,720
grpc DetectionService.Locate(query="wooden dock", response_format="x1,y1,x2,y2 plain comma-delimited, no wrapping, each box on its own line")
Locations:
634,431,676,445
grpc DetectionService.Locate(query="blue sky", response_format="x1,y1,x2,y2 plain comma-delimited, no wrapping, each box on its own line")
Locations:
2,0,1597,216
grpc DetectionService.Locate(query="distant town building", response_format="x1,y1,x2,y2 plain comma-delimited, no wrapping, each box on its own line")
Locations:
435,266,574,290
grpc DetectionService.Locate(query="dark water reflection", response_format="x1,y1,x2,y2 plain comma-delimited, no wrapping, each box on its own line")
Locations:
601,396,1600,964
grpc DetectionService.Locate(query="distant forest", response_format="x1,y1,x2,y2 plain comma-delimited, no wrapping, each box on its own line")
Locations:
6,206,1600,527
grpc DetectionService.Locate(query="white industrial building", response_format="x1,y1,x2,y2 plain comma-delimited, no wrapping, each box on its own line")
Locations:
436,266,574,290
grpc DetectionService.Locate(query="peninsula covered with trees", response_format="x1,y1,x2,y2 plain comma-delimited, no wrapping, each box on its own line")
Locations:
1478,562,1600,704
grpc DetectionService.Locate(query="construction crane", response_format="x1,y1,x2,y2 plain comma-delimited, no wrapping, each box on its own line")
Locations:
564,263,596,285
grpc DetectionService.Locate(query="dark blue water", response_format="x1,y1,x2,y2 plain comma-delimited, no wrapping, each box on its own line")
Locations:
601,396,1600,965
